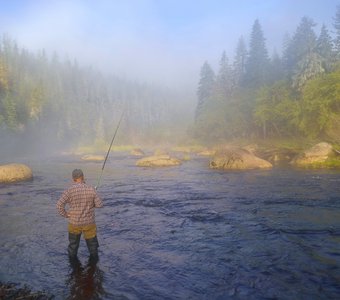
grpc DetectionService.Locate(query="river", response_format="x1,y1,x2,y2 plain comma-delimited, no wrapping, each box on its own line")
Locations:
0,154,340,299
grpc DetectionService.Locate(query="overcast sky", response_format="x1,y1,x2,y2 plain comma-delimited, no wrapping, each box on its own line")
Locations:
0,0,338,89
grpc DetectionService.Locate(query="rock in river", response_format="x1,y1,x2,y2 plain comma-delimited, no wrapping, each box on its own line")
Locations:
130,148,145,156
0,163,33,183
136,155,181,167
291,142,334,167
210,148,272,170
81,154,105,161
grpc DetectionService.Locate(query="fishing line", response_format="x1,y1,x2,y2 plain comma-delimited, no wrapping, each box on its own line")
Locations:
95,110,124,189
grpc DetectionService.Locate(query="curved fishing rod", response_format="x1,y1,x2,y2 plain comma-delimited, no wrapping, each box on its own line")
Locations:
95,110,124,189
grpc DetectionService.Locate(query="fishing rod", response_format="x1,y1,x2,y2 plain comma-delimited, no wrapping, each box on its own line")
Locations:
95,110,124,189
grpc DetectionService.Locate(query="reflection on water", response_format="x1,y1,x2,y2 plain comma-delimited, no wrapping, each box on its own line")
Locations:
0,154,340,299
67,258,105,300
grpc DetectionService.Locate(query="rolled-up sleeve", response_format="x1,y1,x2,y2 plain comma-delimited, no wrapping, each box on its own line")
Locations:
94,191,103,208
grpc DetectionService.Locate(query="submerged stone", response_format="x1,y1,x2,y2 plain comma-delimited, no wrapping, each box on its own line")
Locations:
130,148,145,156
81,154,105,161
136,155,181,167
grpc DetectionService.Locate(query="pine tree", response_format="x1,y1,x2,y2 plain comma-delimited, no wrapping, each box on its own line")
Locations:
243,19,270,88
233,36,247,87
284,16,317,76
268,50,284,83
316,24,334,71
334,5,340,58
195,61,215,123
216,51,232,97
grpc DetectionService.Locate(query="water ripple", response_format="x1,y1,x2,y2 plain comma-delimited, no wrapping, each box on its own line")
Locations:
0,157,340,299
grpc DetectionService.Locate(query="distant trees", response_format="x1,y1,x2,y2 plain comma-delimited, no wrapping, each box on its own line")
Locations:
334,5,340,57
193,9,340,143
316,24,334,71
233,36,247,87
0,35,189,148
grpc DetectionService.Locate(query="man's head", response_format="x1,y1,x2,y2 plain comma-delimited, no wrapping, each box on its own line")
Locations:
72,169,84,182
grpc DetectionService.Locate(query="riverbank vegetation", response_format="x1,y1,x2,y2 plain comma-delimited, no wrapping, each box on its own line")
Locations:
192,6,340,149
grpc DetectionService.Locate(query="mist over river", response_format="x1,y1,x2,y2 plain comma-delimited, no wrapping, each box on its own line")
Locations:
0,154,340,299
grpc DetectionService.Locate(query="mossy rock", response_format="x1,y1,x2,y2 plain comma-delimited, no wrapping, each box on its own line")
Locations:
291,142,336,167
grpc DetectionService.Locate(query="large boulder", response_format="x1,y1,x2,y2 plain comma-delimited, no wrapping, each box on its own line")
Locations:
210,148,272,170
136,155,181,167
0,163,33,183
291,142,334,166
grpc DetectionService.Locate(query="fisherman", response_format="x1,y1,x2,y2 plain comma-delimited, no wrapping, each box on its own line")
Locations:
57,169,103,262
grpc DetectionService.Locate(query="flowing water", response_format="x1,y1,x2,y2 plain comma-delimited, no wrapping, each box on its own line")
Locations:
0,154,340,299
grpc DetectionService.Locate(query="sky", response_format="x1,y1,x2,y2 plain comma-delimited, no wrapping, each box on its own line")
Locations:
0,0,338,89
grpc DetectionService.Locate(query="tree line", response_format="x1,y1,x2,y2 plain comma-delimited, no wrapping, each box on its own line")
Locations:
193,6,340,145
0,36,189,151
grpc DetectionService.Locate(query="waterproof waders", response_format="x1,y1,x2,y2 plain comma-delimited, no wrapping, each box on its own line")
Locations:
86,236,99,262
68,233,99,261
68,233,81,258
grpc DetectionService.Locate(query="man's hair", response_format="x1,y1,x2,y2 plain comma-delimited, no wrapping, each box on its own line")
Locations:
72,169,84,179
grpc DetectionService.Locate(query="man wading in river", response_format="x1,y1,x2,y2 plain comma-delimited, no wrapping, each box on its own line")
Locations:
57,169,103,262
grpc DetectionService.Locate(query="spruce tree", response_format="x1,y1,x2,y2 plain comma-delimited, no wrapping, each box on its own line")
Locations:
195,61,215,123
233,36,247,87
216,51,232,97
316,24,334,71
243,19,270,88
284,16,317,77
334,5,340,58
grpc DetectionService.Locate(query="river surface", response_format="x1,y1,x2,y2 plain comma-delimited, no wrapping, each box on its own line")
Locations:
0,154,340,299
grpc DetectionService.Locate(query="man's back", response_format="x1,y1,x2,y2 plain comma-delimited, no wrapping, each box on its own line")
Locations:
57,182,103,226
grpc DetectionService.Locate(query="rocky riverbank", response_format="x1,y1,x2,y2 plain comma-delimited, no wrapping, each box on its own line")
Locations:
0,282,53,300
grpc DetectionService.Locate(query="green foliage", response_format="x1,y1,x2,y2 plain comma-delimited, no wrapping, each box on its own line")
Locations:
300,67,340,138
29,82,45,120
254,81,302,138
2,94,18,130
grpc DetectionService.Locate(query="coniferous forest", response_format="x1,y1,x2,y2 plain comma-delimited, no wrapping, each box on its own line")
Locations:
1,6,340,155
0,37,191,155
192,7,340,146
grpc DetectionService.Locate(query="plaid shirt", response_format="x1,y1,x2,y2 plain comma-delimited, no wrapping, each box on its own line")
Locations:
57,182,103,226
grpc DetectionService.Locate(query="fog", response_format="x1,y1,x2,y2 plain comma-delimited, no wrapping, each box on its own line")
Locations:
1,0,335,88
0,0,338,159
